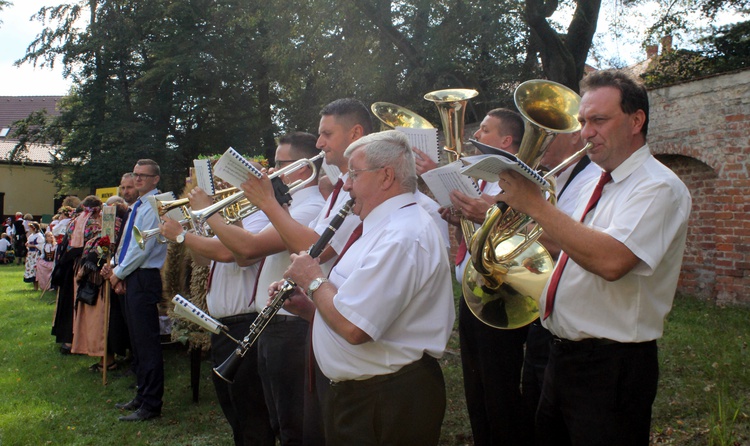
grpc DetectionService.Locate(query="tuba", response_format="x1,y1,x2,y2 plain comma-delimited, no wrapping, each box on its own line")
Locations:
462,80,586,329
371,102,434,131
423,89,478,163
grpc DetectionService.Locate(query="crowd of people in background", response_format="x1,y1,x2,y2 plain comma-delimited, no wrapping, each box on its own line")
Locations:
3,69,691,446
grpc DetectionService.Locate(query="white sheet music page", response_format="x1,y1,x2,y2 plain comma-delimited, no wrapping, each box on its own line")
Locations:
396,126,440,164
420,160,481,208
172,294,223,334
213,147,263,188
193,159,215,195
460,154,550,189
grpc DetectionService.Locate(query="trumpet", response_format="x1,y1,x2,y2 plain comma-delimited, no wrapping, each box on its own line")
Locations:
155,187,237,219
213,199,355,383
133,153,323,249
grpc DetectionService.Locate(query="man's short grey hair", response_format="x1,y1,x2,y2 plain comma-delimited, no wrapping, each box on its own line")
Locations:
106,196,126,206
344,130,417,193
121,172,135,181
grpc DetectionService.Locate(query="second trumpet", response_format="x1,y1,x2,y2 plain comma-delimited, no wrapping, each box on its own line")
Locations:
133,152,323,249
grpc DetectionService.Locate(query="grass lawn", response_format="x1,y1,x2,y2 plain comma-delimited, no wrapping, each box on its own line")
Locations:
1,263,748,445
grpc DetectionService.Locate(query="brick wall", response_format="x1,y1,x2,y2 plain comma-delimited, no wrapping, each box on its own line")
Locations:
648,69,750,304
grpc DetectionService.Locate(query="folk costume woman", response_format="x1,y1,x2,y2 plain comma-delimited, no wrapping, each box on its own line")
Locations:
71,200,129,371
51,196,102,354
23,222,45,290
36,231,57,292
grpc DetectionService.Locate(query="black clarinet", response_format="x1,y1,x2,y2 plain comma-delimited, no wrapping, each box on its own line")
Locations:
213,199,355,383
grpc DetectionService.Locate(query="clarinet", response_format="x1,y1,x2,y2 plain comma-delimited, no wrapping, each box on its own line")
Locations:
213,198,355,383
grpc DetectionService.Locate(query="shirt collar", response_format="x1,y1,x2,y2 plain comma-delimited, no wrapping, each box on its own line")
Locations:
362,192,416,234
137,188,159,205
610,144,650,184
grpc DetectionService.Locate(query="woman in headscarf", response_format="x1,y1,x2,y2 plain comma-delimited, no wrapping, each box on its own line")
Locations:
51,196,102,355
71,198,129,370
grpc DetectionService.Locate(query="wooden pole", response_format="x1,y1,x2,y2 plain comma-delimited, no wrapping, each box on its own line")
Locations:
101,206,117,386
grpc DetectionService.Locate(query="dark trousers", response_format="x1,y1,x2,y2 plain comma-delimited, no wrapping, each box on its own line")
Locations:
321,355,446,446
521,320,553,436
123,269,164,413
304,330,326,446
458,297,530,446
536,339,659,446
211,313,275,446
257,316,309,445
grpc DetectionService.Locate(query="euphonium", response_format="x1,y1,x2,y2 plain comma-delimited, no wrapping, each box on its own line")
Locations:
462,80,586,329
213,199,355,383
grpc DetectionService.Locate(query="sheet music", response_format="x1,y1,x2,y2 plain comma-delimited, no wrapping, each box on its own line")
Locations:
420,161,481,207
193,159,215,195
213,147,263,188
396,126,440,164
460,154,550,189
172,294,223,334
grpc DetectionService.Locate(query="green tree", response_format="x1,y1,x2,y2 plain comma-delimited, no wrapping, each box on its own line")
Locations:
17,0,276,193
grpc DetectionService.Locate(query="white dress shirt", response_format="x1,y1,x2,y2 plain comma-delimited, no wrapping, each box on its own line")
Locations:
252,186,326,314
313,193,455,382
206,211,270,319
541,145,692,342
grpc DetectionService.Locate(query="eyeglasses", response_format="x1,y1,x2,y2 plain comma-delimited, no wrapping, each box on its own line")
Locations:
132,173,157,180
348,166,384,181
274,159,297,169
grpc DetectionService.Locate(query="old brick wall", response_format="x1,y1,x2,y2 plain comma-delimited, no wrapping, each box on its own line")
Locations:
648,69,750,304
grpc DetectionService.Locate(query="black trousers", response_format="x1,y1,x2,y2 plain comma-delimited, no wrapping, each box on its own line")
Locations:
321,355,446,446
521,320,554,437
536,338,659,446
123,269,164,413
257,316,309,445
458,297,530,446
211,313,275,446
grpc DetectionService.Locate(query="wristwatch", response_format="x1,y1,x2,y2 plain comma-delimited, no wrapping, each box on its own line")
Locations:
307,277,329,299
175,229,188,244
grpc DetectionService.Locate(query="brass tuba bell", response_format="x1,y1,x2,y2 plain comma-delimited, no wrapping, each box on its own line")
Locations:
463,80,585,329
371,102,434,131
424,89,478,163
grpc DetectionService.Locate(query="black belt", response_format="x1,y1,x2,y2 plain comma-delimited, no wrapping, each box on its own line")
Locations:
330,354,436,387
268,315,299,324
551,335,619,352
136,267,159,272
218,312,258,325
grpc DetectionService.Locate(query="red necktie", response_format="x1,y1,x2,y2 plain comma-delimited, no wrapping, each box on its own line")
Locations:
543,171,612,320
205,261,216,293
307,222,363,391
455,180,487,265
331,222,363,270
324,179,344,218
249,258,266,308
